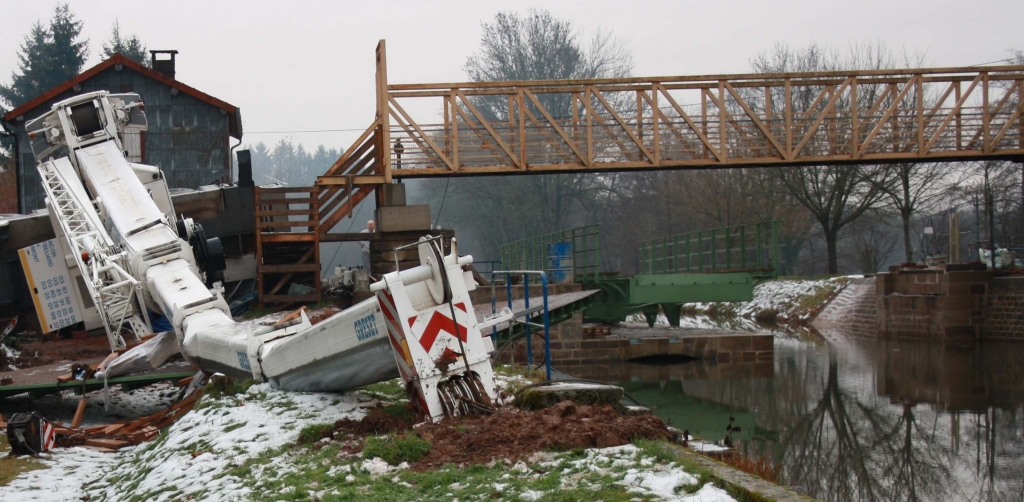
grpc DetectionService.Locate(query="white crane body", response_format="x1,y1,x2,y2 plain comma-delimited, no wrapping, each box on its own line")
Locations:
26,91,507,421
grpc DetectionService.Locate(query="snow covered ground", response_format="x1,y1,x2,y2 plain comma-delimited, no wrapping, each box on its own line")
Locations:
1,375,740,502
631,276,855,328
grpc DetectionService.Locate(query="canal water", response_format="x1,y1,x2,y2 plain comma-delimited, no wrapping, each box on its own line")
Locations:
581,321,1024,502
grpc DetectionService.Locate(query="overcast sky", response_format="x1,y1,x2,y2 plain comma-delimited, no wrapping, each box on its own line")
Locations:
3,0,1022,153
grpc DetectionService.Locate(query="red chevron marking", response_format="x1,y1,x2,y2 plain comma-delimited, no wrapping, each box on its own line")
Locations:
417,310,468,352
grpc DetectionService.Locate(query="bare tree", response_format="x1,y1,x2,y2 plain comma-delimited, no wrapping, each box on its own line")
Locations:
750,43,919,274
420,10,634,258
841,213,901,273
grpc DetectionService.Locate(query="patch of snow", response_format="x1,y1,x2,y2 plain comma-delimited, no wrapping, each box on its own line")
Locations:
690,442,730,453
0,382,372,502
520,489,545,500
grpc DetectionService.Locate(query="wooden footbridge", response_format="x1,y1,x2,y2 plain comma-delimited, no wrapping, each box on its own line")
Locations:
258,40,1024,306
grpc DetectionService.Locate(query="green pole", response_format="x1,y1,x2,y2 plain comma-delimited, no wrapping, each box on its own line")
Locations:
711,229,717,271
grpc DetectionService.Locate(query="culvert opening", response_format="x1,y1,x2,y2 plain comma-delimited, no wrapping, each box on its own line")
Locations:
627,354,700,365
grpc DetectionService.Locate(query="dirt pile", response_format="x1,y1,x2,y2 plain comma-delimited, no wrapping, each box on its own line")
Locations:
413,401,670,470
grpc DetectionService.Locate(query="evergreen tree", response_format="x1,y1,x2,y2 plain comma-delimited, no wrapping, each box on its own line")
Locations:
0,4,90,109
0,22,52,110
102,20,149,66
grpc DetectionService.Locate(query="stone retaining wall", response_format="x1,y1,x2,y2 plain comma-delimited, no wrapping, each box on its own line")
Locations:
811,277,880,337
983,277,1024,341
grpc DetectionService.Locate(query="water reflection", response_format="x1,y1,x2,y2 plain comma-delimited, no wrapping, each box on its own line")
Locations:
574,326,1024,502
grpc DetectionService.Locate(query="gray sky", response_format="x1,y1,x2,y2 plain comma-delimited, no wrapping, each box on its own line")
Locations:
3,0,1022,152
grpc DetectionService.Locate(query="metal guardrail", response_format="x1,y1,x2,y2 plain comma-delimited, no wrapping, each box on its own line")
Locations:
638,221,779,275
500,225,600,283
489,270,552,381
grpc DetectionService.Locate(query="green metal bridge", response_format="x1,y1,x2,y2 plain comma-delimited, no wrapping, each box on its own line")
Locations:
501,221,779,325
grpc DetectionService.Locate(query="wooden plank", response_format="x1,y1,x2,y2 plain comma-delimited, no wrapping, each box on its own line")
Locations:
257,263,320,273
315,175,387,186
254,198,316,205
71,398,88,429
274,306,309,326
255,209,317,217
83,438,132,450
259,233,317,244
256,186,316,194
257,220,316,229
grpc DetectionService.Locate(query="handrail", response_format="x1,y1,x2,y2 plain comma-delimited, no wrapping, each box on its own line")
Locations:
500,225,601,283
638,221,779,276
489,270,552,381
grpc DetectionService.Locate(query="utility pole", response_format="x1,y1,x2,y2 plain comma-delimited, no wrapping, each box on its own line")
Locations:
984,164,997,268
974,192,981,260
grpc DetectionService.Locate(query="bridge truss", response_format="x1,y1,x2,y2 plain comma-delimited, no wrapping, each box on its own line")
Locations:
320,40,1024,193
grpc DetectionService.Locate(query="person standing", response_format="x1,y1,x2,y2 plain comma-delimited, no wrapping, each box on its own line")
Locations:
394,138,405,169
360,220,375,272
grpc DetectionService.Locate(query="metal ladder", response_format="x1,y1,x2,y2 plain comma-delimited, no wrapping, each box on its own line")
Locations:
37,160,149,350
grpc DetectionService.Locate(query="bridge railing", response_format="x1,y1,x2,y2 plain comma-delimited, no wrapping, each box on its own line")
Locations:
500,225,601,283
638,221,779,276
378,54,1024,176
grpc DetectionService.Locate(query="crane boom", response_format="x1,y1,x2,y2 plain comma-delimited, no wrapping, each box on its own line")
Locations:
26,91,506,422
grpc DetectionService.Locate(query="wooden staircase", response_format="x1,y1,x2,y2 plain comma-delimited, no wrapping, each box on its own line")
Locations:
254,121,388,308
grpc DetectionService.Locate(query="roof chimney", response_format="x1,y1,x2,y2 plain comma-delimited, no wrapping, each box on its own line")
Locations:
149,50,179,79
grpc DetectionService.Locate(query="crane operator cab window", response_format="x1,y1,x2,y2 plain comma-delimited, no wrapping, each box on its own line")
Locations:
69,101,104,137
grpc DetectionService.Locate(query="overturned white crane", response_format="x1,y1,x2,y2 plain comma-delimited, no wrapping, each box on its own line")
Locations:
26,91,508,422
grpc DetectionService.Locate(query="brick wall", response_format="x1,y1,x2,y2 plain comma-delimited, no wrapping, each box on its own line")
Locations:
983,277,1024,341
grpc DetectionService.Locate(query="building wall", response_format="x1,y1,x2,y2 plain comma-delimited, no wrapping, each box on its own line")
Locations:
8,66,231,212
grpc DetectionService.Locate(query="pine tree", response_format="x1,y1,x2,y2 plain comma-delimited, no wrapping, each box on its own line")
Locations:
0,22,52,110
45,4,89,85
102,20,149,66
0,4,90,110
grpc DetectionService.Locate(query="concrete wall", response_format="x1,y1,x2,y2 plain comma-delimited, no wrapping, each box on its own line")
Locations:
812,277,880,338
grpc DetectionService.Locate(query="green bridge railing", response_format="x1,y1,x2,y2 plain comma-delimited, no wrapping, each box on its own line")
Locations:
500,225,601,282
638,221,778,276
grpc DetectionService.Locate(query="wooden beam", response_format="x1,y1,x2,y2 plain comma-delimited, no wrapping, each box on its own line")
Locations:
454,90,522,169
924,74,982,153
724,82,788,160
389,97,455,170
656,85,724,162
858,77,918,157
523,89,587,164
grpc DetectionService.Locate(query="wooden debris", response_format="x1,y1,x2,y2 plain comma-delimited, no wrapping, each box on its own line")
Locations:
274,306,309,326
96,352,120,371
177,376,194,387
70,398,88,429
50,390,203,452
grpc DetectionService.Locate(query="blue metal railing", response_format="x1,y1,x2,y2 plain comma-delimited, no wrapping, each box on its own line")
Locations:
488,270,552,381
